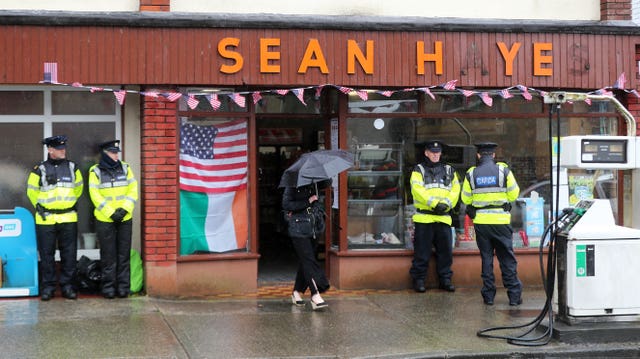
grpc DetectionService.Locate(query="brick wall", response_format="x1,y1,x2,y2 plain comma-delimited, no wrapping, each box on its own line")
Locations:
601,0,632,20
141,94,178,265
140,0,170,12
629,45,640,135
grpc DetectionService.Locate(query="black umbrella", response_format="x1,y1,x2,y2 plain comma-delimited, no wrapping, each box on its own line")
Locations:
278,149,354,188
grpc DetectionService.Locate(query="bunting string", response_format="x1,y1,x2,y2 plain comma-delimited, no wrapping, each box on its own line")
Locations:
40,63,635,110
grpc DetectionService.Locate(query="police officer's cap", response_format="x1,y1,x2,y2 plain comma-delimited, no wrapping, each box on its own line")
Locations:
42,135,67,149
474,142,498,154
99,140,121,153
424,140,445,153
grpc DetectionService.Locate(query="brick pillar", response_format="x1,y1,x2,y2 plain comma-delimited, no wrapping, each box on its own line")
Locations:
601,0,632,21
140,0,170,12
141,93,179,296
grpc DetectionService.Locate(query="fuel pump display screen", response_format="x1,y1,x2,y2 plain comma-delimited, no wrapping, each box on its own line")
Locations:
581,139,627,163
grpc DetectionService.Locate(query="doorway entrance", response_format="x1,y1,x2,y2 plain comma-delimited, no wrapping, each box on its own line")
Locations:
256,117,326,284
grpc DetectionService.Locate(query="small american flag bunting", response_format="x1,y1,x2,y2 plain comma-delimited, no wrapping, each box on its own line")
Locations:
479,92,493,107
165,92,182,102
499,89,513,99
114,90,126,106
43,62,58,83
252,91,262,104
516,85,532,101
187,95,199,109
441,80,458,90
337,86,352,94
614,73,626,89
460,89,474,97
231,93,246,108
293,88,306,105
209,94,221,110
276,89,289,96
379,90,393,97
584,98,592,106
356,90,368,101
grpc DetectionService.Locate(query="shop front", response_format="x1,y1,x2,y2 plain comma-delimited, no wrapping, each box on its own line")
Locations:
1,13,639,296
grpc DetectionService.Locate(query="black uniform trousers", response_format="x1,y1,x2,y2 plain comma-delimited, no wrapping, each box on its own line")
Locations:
97,219,132,296
36,222,78,294
410,221,453,285
474,224,522,303
291,235,329,295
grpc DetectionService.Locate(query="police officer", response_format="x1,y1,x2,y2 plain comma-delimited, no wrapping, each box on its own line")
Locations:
409,140,460,293
27,135,84,300
88,140,138,299
461,142,522,306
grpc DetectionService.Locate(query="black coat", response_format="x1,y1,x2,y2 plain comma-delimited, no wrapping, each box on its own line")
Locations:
282,185,315,212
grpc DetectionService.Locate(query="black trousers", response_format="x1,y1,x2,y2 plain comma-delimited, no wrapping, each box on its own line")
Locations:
409,222,453,284
474,224,522,302
291,235,329,295
97,219,133,295
36,222,77,293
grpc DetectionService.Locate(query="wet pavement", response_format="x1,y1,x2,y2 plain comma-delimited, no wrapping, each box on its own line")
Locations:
1,287,639,358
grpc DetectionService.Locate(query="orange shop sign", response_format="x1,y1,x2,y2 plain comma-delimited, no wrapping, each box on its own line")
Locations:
216,37,553,77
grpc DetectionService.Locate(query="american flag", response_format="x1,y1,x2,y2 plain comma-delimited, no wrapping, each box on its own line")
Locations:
379,90,393,97
337,86,352,94
293,88,306,105
460,89,474,97
43,62,58,83
479,92,493,107
614,73,626,89
143,91,159,98
187,95,199,109
595,88,614,97
230,93,246,108
179,119,248,194
164,92,182,102
209,94,221,110
356,90,368,101
584,98,592,106
516,85,532,100
252,91,262,104
315,86,323,98
276,89,289,96
71,82,83,88
419,87,436,100
441,80,457,90
631,89,640,98
90,87,104,93
499,89,513,99
114,90,126,105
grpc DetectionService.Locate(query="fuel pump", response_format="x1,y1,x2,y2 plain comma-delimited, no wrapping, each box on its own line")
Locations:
478,91,640,346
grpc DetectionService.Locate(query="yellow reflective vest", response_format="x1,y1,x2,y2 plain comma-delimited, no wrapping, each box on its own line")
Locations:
411,162,460,225
461,159,520,225
88,162,138,223
26,159,84,225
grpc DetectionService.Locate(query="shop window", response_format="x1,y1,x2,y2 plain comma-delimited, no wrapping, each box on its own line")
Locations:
0,91,44,115
0,86,121,250
52,91,116,115
348,91,418,114
178,116,249,255
423,92,543,114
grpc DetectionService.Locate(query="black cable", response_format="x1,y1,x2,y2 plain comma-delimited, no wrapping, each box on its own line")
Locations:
476,101,564,346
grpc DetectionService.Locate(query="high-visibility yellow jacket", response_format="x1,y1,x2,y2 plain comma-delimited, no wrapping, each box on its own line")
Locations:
461,158,520,225
88,162,138,223
411,162,460,225
26,159,84,225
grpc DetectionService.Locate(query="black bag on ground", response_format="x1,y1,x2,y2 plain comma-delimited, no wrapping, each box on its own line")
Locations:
76,255,102,293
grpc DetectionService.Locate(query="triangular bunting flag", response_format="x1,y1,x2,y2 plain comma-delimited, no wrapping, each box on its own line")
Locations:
114,90,126,106
231,93,246,108
441,80,458,90
459,89,474,97
43,62,58,83
379,90,393,97
516,85,532,100
479,92,493,107
187,95,199,109
209,94,221,110
252,91,262,105
337,86,352,94
293,89,306,105
614,73,626,89
356,90,368,101
276,89,289,96
499,89,513,99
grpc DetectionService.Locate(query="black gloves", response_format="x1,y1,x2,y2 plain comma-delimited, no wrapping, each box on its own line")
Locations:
110,208,128,222
35,203,47,220
434,203,449,215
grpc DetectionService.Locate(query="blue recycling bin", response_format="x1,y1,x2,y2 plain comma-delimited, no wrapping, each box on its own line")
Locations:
0,207,39,297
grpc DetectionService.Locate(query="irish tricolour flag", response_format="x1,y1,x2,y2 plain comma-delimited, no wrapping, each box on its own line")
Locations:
179,119,248,254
